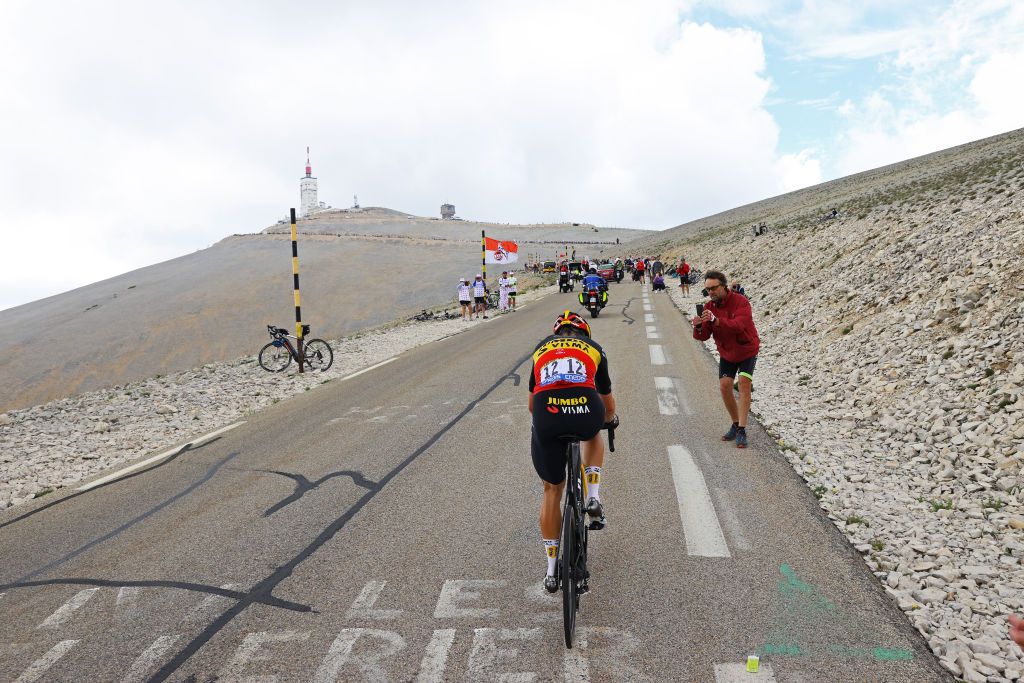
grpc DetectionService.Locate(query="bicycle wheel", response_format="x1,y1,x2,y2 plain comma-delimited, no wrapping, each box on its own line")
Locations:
302,339,334,371
258,342,292,372
561,441,584,648
561,493,578,648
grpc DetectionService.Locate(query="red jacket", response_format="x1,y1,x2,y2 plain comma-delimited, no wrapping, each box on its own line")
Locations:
693,291,759,362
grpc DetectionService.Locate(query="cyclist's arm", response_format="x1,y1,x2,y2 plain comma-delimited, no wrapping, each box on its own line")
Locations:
527,366,536,413
595,354,615,418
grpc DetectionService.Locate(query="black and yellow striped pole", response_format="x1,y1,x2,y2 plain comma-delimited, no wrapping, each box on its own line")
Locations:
290,207,304,373
481,229,487,284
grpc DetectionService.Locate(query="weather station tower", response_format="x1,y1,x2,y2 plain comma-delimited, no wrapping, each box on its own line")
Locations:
300,147,318,217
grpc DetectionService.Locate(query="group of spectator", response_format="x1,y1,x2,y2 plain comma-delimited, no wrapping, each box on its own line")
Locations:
456,271,518,320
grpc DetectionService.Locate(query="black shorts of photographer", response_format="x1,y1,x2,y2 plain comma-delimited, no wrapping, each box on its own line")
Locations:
692,270,760,448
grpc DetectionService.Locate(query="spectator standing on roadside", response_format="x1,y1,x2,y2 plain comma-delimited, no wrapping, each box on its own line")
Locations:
498,271,511,312
507,271,518,310
651,257,664,277
635,257,646,284
692,270,760,448
730,282,746,297
473,274,488,320
458,278,472,320
678,257,691,297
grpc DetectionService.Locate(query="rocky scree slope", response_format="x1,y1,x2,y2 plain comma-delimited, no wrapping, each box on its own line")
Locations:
662,136,1024,681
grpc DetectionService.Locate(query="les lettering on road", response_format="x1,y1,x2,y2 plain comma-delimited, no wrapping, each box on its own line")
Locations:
6,579,649,682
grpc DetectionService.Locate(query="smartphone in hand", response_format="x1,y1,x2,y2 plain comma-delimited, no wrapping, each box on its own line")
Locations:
696,303,704,316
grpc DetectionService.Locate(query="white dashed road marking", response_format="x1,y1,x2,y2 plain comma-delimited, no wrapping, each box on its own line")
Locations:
77,421,246,491
648,345,667,365
714,662,777,681
646,326,660,339
13,640,79,683
666,445,731,558
121,635,181,683
642,304,652,311
37,588,99,629
644,314,656,323
654,377,680,415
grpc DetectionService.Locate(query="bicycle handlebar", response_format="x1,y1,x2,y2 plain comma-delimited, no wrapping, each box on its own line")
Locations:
604,414,619,453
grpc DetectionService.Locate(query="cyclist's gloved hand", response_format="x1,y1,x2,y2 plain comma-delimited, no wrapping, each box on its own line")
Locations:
605,414,619,429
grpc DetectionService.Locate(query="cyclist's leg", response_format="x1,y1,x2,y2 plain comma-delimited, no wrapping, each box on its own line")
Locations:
532,425,566,583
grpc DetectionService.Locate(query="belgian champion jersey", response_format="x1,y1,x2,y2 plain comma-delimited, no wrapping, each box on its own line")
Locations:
528,334,612,395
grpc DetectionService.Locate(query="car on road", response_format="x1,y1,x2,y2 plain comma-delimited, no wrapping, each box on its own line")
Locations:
596,262,616,280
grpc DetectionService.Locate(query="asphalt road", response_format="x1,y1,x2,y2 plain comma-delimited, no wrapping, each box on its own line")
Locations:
0,280,951,682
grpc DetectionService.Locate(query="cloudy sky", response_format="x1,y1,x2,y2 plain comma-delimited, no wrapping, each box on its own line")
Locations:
2,0,1022,310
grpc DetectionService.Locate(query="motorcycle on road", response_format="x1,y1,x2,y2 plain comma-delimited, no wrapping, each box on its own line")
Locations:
580,287,607,318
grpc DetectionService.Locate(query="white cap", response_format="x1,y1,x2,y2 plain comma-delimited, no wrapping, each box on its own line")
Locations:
476,273,482,277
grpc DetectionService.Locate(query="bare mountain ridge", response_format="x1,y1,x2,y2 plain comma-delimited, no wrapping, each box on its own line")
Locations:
632,126,1024,252
0,212,651,412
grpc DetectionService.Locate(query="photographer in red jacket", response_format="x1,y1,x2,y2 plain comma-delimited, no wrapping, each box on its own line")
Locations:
692,271,760,448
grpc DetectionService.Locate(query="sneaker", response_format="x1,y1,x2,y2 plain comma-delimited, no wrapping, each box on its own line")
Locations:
722,423,740,441
586,497,606,530
736,429,748,449
544,574,558,593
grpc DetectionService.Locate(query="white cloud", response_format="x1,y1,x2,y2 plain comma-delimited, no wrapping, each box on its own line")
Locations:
833,24,1024,175
776,150,823,192
0,0,812,310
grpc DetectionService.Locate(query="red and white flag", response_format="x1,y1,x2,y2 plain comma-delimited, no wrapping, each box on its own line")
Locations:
484,237,519,264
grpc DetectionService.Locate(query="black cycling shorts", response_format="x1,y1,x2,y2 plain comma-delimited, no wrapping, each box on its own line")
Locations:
474,296,485,304
459,300,471,306
509,290,517,297
531,388,606,485
719,356,757,380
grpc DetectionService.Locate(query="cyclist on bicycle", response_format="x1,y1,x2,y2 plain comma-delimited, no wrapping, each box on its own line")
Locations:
529,310,617,593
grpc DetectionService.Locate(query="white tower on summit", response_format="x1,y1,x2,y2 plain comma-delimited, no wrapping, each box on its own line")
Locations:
300,147,318,217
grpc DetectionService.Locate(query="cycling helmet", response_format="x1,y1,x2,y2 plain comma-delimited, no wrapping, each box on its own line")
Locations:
553,310,591,337
589,267,597,274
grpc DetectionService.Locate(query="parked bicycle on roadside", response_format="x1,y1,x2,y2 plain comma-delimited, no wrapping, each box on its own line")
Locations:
258,324,334,372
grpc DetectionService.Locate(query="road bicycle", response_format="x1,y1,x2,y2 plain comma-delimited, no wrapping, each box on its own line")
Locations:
558,416,618,648
410,309,461,322
258,324,334,372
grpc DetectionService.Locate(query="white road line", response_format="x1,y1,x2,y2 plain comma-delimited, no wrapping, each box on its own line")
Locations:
77,421,246,492
666,445,730,558
646,330,660,339
654,378,680,415
37,588,99,629
648,345,668,365
13,640,79,683
121,635,181,683
713,487,752,551
642,304,652,311
340,357,398,382
714,662,777,681
644,313,656,323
